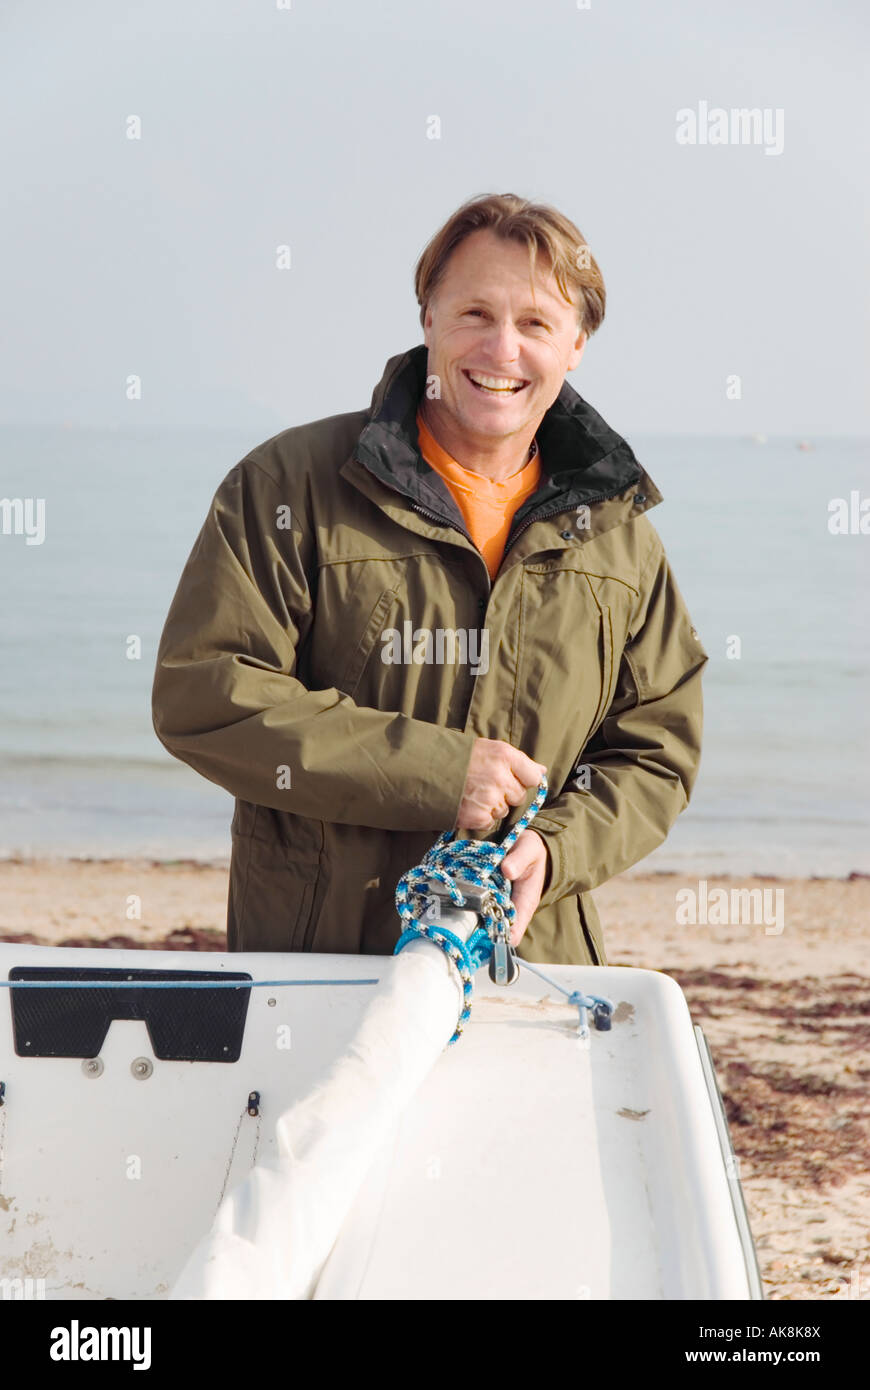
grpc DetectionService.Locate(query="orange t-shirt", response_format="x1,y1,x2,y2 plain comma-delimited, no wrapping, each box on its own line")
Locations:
415,409,542,581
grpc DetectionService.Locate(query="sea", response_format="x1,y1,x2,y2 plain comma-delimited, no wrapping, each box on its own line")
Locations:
1,425,868,877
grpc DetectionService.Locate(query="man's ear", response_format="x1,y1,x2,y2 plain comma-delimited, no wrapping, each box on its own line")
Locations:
568,328,588,372
422,303,433,348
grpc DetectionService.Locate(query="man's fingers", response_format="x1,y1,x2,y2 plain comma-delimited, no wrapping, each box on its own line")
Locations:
501,832,549,945
454,739,547,830
506,870,537,943
505,746,547,790
502,828,547,879
502,838,536,878
503,770,533,806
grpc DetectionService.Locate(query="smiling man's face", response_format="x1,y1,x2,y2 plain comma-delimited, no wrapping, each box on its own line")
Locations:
421,228,588,461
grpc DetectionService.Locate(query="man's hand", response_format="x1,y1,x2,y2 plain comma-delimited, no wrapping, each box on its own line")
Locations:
500,828,549,947
455,738,546,832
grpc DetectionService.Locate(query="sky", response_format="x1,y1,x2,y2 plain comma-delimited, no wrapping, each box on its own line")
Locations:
1,0,867,435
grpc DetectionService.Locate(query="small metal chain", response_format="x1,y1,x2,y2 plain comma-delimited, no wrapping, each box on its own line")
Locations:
214,1096,261,1217
214,1106,245,1217
250,1113,261,1170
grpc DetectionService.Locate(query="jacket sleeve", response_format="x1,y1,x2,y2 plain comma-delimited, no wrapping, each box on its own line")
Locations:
151,457,477,831
531,521,708,906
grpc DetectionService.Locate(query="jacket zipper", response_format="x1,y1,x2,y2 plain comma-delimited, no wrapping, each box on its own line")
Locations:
505,487,631,552
409,501,474,547
409,502,492,597
412,486,630,566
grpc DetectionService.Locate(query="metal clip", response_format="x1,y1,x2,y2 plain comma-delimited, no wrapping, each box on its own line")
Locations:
488,934,519,986
247,1090,260,1118
441,873,489,914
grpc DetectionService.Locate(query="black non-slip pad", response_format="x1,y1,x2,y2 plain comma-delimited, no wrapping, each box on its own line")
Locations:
7,966,252,1062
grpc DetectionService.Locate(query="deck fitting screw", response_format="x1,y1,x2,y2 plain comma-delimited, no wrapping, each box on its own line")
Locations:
131,1057,153,1080
82,1057,104,1078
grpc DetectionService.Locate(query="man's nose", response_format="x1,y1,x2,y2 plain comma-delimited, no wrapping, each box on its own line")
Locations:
480,320,522,364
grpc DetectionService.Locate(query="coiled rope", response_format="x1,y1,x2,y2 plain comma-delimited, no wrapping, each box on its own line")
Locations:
394,775,549,1044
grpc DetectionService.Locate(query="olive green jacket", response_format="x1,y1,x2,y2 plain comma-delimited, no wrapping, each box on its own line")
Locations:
151,344,707,964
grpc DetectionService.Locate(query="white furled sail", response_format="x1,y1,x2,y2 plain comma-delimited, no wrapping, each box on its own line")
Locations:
169,907,478,1301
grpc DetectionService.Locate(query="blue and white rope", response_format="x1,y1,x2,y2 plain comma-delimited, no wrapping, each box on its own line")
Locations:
516,958,614,1038
394,774,549,1044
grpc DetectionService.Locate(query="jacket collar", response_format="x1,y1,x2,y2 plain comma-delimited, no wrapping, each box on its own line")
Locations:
349,343,662,539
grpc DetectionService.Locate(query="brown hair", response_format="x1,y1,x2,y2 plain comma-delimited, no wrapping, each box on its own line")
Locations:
414,192,606,335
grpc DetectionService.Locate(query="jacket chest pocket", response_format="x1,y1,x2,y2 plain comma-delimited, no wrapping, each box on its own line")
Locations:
510,566,627,752
590,597,616,732
311,555,472,709
307,566,403,699
336,585,400,698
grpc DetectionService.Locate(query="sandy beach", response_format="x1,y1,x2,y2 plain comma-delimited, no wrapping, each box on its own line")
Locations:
1,858,867,1302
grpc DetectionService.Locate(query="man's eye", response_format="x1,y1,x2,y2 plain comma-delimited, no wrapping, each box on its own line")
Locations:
462,309,548,328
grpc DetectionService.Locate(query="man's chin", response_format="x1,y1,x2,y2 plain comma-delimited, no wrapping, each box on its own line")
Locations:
460,404,535,439
449,389,537,428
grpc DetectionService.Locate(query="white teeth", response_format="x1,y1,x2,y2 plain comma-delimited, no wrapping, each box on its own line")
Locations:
466,372,526,392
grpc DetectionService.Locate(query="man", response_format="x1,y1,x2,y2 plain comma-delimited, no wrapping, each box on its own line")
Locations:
151,192,707,965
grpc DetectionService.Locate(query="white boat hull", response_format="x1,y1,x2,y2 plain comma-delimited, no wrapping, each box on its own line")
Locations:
0,942,760,1300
